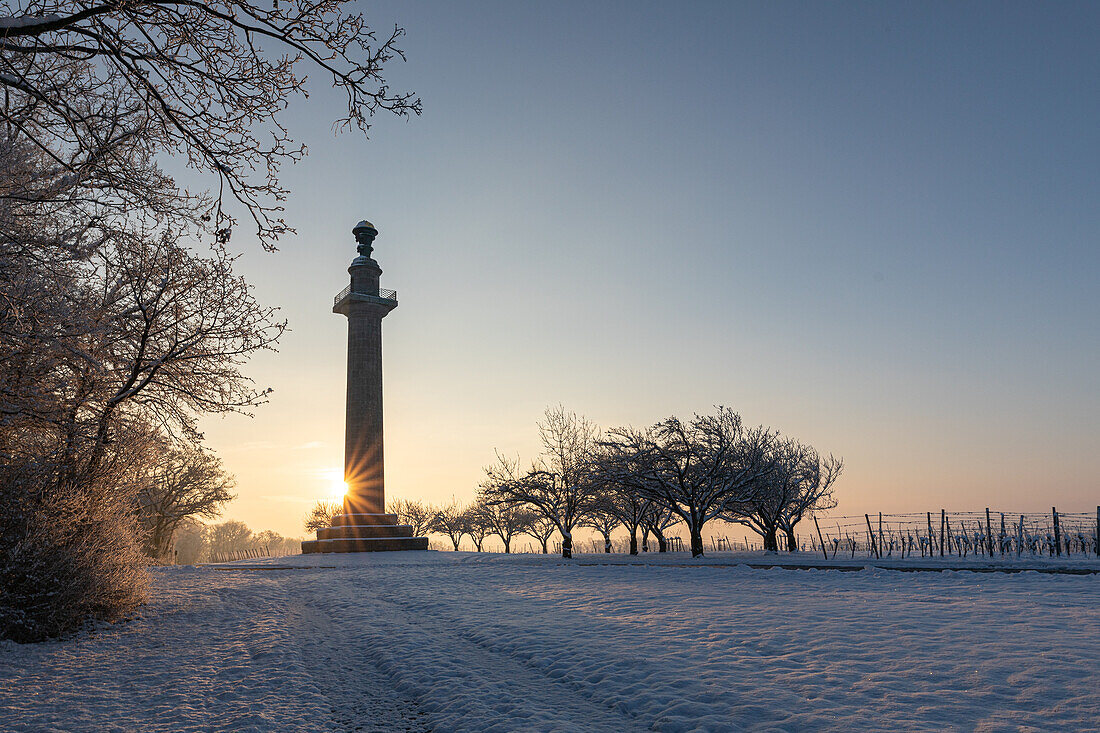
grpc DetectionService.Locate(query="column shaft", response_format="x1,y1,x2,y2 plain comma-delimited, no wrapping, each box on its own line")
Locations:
344,302,386,514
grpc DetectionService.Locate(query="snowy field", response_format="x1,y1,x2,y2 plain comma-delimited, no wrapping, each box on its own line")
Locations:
3,552,1099,732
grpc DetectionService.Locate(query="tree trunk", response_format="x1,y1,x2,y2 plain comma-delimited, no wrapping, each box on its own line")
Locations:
451,537,460,551
784,527,797,552
561,531,573,559
540,539,548,554
502,536,511,554
641,527,650,552
763,525,779,552
657,534,668,552
151,521,172,562
629,529,638,556
603,534,611,553
690,524,704,558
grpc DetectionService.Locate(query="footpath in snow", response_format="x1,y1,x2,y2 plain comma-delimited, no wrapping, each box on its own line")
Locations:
2,551,1099,732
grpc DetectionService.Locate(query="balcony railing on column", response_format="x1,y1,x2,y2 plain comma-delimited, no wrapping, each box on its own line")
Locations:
334,285,398,307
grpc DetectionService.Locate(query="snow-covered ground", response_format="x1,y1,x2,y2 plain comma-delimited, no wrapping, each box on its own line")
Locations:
3,551,1099,732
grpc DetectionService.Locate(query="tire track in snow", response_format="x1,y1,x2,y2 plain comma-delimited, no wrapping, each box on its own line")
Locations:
290,572,648,733
284,586,432,733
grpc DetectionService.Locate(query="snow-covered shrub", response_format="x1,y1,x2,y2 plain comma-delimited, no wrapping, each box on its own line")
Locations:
0,461,149,643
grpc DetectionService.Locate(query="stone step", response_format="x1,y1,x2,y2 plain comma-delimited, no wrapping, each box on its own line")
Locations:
301,537,429,554
331,512,401,526
317,524,417,540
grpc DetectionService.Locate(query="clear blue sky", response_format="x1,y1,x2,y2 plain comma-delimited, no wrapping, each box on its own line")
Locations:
199,1,1100,536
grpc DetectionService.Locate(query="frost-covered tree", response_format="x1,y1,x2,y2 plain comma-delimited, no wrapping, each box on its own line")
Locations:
0,134,285,641
724,439,843,552
641,503,681,553
0,0,420,248
428,501,470,551
466,501,494,552
476,455,537,553
0,0,414,639
482,406,601,558
0,421,150,641
136,443,236,561
525,516,557,555
388,498,434,537
581,499,620,554
204,520,253,557
776,452,842,551
582,459,649,556
304,500,342,533
601,407,778,557
251,530,302,558
171,518,206,564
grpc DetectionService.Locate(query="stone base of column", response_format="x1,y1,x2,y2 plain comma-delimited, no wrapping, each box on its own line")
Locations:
301,512,428,554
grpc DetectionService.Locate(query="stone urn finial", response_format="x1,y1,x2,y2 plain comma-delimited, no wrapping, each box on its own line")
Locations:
353,220,378,258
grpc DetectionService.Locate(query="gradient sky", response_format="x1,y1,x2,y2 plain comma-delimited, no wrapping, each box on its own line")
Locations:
196,1,1100,538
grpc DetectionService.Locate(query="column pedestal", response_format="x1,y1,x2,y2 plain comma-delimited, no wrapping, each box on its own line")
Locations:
302,511,428,554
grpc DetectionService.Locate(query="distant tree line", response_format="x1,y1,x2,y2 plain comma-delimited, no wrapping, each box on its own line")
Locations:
171,519,301,565
305,406,842,559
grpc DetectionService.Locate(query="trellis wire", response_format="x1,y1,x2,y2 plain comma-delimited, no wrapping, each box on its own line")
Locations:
805,508,1100,560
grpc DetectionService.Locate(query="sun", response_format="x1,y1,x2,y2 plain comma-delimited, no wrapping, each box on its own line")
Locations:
318,467,348,500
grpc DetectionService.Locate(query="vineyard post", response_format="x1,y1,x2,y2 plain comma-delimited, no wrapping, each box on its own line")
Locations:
1052,507,1062,557
945,515,953,556
1018,515,1024,558
878,513,884,555
1096,506,1099,557
940,510,946,557
999,513,1006,557
814,517,828,560
865,514,879,559
926,512,934,558
985,508,994,557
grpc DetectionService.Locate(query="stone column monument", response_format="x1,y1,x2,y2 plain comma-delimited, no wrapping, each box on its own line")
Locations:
302,220,428,553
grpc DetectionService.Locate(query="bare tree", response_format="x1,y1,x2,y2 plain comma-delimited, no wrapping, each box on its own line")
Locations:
136,442,236,561
525,516,557,555
0,0,420,248
388,498,433,537
581,501,619,553
428,501,469,551
85,234,285,454
476,454,537,553
724,439,843,552
204,519,253,558
304,499,341,533
251,530,302,558
641,503,681,553
585,459,650,556
479,502,536,555
1,152,286,477
777,453,842,551
171,518,206,564
168,520,298,564
589,443,652,555
0,0,400,637
614,492,648,556
0,163,280,639
481,406,601,558
601,407,778,557
466,501,493,552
